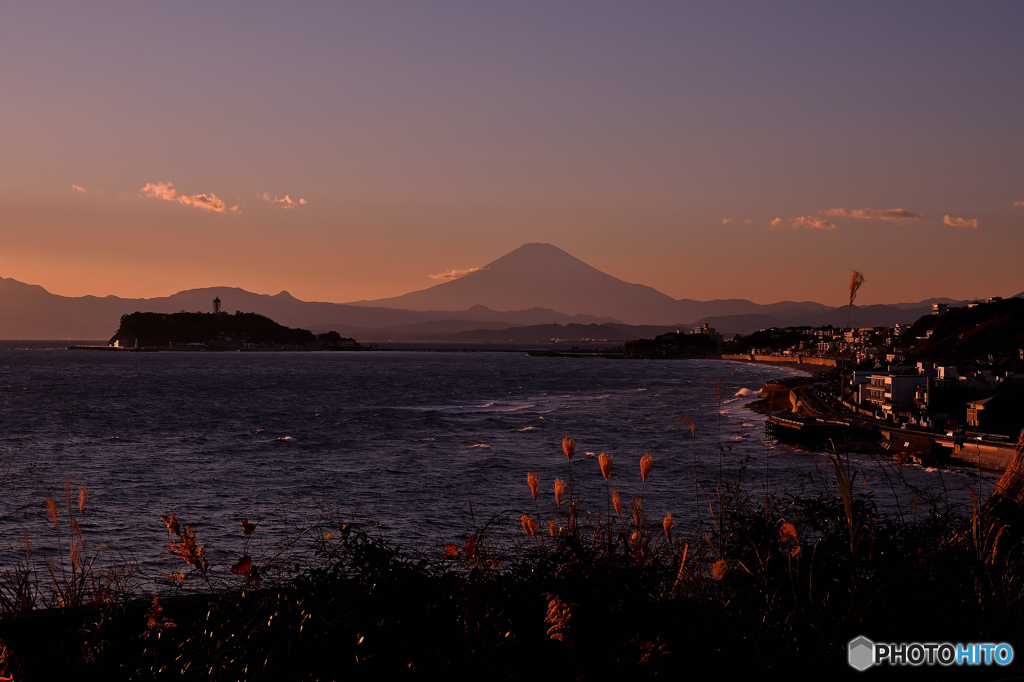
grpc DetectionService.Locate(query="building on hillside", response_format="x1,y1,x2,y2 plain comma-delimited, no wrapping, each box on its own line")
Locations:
966,394,1024,437
859,373,928,421
691,323,723,345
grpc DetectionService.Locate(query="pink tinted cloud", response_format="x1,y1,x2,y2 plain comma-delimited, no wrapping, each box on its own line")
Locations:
943,215,979,228
71,184,86,193
1013,201,1024,208
140,181,179,201
139,181,227,212
769,217,783,228
824,207,923,222
428,267,482,281
789,216,836,230
177,193,226,212
721,218,734,225
259,192,307,209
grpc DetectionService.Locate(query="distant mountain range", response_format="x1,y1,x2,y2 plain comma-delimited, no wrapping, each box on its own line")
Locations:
0,243,983,341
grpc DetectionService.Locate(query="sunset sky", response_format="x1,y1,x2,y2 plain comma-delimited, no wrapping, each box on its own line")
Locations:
2,2,1022,307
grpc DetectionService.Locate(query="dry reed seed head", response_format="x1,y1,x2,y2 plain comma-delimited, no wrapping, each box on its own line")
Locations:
716,378,724,401
78,482,88,515
562,436,576,460
527,471,540,499
677,415,696,436
848,270,866,305
544,594,573,642
612,488,622,518
521,514,539,537
548,517,558,537
554,478,566,507
631,496,643,525
778,521,799,543
640,454,653,483
45,497,58,530
598,453,613,481
712,559,728,581
663,512,674,541
160,514,181,538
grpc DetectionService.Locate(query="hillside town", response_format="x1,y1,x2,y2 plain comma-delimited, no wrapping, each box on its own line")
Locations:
717,296,1024,471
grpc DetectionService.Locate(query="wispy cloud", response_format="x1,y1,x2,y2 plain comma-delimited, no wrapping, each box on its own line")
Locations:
943,215,979,228
177,193,226,212
71,184,86,193
259,192,307,209
824,207,923,222
139,181,229,213
770,217,783,228
721,218,734,225
789,216,836,230
1014,201,1024,208
428,267,481,281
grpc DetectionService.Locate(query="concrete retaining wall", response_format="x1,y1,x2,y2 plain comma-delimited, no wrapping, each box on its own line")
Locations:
721,354,837,367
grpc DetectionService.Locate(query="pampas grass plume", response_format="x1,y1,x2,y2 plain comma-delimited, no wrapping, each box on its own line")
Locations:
562,436,576,460
612,488,622,518
521,514,539,537
663,512,674,542
598,453,612,481
527,471,540,500
45,497,58,530
554,478,566,507
848,270,865,307
640,454,653,483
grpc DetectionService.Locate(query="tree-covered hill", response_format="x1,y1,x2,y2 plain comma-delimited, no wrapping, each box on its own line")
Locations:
902,297,1024,359
109,311,319,348
623,331,717,358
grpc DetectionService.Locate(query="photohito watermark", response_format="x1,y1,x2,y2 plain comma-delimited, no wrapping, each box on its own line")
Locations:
848,636,1014,671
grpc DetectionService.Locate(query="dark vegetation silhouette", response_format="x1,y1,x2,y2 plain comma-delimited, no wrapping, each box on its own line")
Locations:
1,424,1023,679
902,297,1024,360
109,311,360,350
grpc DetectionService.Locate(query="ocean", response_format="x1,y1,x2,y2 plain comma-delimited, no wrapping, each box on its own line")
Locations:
0,350,994,584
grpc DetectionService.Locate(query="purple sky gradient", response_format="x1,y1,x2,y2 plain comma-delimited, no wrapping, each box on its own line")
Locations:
2,2,1022,305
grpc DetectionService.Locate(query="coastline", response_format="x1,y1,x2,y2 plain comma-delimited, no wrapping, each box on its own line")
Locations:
718,354,834,375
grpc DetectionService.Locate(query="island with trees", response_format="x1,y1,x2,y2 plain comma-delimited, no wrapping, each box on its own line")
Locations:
108,311,363,351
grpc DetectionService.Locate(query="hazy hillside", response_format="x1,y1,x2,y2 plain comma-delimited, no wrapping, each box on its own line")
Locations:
0,243,984,339
0,279,612,340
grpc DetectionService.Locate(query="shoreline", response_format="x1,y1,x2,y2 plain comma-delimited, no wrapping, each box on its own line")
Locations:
718,354,835,375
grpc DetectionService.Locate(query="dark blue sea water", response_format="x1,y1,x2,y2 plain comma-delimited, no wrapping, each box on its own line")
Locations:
0,351,994,585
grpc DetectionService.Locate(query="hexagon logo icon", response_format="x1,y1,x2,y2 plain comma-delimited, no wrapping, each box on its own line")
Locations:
849,636,875,671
